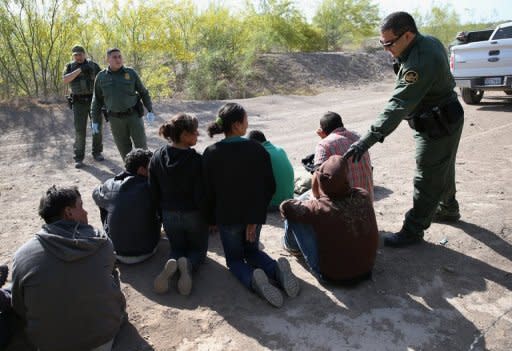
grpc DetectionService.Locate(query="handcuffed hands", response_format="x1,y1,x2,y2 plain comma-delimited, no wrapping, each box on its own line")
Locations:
343,140,369,163
145,112,155,124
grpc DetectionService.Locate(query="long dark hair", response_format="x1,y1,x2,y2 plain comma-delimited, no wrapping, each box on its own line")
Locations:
207,102,246,137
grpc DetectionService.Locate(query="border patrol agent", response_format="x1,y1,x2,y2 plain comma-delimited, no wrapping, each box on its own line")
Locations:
91,48,155,160
63,45,103,168
343,12,464,248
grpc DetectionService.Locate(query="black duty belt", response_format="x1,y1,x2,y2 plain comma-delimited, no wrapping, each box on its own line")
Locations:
72,94,93,102
108,107,136,118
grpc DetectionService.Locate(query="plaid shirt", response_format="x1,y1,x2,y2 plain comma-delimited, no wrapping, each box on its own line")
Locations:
314,127,374,200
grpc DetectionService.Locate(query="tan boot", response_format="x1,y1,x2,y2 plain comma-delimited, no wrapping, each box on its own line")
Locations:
153,259,177,294
177,257,192,296
251,268,283,308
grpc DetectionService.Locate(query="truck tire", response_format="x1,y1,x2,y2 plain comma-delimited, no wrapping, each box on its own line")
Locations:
461,88,483,104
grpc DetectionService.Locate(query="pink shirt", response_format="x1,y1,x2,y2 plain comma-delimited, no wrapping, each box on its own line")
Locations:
314,127,374,200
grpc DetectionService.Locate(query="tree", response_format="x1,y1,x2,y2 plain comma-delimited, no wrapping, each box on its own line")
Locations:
413,4,460,46
244,0,322,53
185,4,248,99
0,0,80,97
313,0,379,51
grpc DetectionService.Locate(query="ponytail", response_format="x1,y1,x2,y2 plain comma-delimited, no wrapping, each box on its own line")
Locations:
208,102,246,138
207,122,223,138
159,112,198,143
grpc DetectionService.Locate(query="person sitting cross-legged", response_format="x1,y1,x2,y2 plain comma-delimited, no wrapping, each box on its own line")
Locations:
280,155,379,284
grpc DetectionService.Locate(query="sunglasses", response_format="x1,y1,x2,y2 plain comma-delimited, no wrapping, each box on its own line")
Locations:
379,31,405,48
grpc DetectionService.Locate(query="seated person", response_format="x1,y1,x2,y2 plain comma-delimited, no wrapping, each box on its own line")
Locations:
93,148,161,264
11,185,126,351
314,111,373,200
248,130,294,211
280,155,378,284
0,265,12,349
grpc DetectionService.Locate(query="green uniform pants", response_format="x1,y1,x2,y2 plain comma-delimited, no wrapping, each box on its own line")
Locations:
73,100,103,161
108,112,147,160
403,117,464,235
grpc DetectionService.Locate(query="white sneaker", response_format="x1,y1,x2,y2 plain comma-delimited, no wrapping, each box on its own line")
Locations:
276,257,300,298
252,269,283,308
177,257,192,296
153,259,177,294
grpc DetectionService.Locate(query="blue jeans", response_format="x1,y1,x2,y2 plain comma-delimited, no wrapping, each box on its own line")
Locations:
218,224,277,289
162,210,208,272
284,220,322,280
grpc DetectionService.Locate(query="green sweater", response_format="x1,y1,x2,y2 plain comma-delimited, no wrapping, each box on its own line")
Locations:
262,141,294,207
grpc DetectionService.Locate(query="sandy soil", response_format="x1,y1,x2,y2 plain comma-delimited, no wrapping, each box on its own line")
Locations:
1,80,511,351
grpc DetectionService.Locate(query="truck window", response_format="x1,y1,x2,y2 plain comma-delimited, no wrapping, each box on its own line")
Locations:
466,30,493,43
493,26,512,40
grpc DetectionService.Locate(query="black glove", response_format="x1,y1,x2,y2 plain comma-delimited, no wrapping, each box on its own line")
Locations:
343,140,369,163
69,61,80,73
80,63,92,74
301,153,316,174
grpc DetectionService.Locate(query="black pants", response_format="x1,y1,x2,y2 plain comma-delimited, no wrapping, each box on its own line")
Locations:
0,288,13,348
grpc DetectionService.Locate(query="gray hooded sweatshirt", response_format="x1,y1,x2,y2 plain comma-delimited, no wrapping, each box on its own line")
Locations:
11,220,126,351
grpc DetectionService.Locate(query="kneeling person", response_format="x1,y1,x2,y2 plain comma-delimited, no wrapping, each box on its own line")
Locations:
149,113,208,296
11,186,126,351
93,149,161,264
280,155,378,283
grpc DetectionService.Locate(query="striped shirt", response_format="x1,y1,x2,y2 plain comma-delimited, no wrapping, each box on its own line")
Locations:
314,127,374,200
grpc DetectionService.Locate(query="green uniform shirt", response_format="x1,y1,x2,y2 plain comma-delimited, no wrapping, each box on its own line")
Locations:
361,33,457,147
91,66,152,123
63,60,101,95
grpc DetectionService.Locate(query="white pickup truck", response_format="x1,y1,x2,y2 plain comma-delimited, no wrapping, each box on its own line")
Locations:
450,22,512,104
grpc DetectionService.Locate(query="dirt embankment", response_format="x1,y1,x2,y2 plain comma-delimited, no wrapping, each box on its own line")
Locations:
249,51,394,96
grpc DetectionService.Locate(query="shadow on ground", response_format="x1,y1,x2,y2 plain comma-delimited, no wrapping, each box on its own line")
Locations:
113,221,512,350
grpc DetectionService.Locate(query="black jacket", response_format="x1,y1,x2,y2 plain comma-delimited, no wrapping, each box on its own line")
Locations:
92,172,160,256
203,137,275,225
149,145,204,212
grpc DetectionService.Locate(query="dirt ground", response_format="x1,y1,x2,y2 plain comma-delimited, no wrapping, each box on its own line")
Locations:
0,80,511,351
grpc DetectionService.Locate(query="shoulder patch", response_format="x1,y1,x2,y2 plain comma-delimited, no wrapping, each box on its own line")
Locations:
404,70,419,84
124,72,131,80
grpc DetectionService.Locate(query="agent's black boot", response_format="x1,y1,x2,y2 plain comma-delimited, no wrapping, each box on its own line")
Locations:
384,228,423,248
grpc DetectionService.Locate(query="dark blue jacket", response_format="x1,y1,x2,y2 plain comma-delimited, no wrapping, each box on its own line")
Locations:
93,172,160,256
